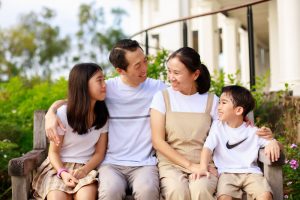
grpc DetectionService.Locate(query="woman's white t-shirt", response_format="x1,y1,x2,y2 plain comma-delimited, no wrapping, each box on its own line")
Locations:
150,87,219,120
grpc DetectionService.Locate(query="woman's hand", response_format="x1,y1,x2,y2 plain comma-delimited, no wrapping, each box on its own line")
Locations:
189,163,217,180
189,170,210,180
61,171,79,187
187,163,202,173
256,126,273,139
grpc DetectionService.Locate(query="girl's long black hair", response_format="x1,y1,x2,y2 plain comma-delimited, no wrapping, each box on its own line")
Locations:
67,63,108,135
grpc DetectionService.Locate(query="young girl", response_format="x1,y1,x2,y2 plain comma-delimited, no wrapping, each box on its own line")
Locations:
32,63,109,200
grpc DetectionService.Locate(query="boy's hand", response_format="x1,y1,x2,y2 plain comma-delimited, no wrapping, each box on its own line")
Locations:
264,139,281,162
61,171,79,187
45,111,65,146
208,165,218,177
256,126,273,139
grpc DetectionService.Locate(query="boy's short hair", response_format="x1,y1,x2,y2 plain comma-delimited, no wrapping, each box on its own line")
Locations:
221,85,255,117
109,39,143,71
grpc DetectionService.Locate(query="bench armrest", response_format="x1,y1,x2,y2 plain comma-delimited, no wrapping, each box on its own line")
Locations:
8,149,47,176
258,149,285,200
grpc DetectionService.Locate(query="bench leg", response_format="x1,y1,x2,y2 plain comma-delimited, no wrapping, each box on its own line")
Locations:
11,176,31,200
263,165,283,200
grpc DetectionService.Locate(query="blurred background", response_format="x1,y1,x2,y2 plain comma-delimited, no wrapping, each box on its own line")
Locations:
0,0,299,199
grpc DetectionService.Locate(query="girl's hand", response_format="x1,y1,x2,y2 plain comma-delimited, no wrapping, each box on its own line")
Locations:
264,139,281,162
61,171,79,187
71,167,88,179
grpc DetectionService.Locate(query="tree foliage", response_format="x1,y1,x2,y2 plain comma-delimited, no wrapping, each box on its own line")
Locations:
75,3,127,70
0,3,128,81
0,8,70,80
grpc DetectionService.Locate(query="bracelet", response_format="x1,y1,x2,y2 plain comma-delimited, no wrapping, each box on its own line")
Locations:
57,168,68,178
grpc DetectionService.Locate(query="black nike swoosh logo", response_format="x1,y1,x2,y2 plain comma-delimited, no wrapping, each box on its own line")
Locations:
226,138,248,149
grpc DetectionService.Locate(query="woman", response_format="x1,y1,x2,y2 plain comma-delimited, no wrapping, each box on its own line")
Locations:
150,47,218,200
32,63,108,200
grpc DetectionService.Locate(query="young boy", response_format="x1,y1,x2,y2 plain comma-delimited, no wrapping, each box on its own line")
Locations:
191,85,281,200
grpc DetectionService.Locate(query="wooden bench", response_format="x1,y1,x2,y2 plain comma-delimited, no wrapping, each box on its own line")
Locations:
8,110,285,200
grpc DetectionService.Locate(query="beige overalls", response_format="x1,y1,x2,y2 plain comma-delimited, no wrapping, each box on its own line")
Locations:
157,90,218,200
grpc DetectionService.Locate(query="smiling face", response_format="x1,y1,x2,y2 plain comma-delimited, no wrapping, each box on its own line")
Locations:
167,57,199,95
218,92,244,123
88,70,106,102
117,48,148,87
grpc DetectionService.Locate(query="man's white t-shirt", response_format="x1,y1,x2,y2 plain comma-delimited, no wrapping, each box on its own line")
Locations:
204,120,270,174
57,105,108,164
103,77,166,166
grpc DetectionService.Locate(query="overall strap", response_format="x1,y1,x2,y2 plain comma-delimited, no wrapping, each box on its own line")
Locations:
162,90,171,112
205,93,214,114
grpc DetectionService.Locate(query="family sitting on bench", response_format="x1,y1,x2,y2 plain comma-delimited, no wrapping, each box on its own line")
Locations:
32,39,281,200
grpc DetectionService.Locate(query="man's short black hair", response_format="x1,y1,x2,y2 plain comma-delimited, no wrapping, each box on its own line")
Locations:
109,39,143,71
221,85,255,117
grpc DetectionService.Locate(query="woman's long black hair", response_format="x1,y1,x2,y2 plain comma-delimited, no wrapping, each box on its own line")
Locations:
167,47,211,94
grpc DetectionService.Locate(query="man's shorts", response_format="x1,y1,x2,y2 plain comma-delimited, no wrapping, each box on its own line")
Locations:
217,173,272,199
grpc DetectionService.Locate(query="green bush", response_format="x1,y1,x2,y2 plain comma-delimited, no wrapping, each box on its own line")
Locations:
147,49,168,81
0,76,67,196
0,140,20,198
210,69,242,96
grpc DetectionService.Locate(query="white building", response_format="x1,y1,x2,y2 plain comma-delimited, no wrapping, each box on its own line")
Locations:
130,0,300,96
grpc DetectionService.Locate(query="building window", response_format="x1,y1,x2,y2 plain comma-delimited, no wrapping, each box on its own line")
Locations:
258,45,266,67
192,31,198,52
219,28,223,54
152,34,160,50
153,0,159,12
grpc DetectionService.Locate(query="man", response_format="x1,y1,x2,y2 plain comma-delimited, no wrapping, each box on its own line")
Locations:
45,39,165,200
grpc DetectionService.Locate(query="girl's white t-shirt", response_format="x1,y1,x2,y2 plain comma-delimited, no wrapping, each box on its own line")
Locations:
57,105,108,164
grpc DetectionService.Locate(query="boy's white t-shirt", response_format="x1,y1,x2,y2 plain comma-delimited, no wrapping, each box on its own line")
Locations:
204,120,270,174
150,87,219,120
57,105,108,164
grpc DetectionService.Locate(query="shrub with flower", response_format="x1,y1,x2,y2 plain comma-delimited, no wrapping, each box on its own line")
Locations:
281,141,300,200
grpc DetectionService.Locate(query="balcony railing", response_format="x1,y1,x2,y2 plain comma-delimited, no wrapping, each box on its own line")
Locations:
130,0,271,90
